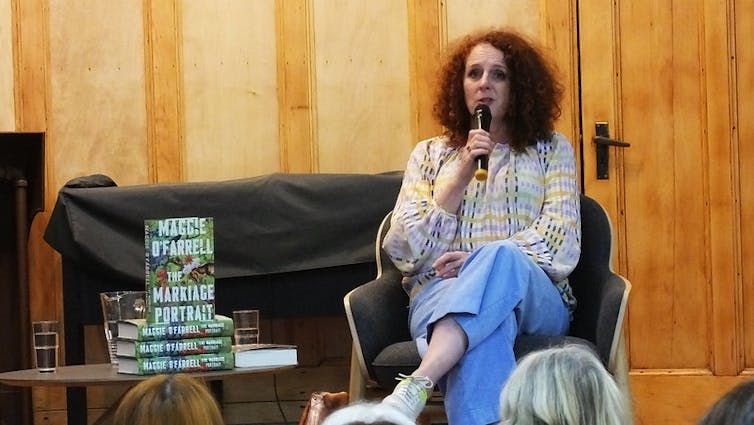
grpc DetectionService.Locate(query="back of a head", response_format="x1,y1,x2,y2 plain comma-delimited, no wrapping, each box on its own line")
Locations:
499,345,631,425
320,402,416,425
112,374,224,425
697,380,754,425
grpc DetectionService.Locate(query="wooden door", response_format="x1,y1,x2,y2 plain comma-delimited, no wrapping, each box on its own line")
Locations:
579,1,752,423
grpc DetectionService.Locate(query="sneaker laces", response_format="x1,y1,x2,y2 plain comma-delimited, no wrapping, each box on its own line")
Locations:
384,373,435,415
394,373,434,390
382,373,435,419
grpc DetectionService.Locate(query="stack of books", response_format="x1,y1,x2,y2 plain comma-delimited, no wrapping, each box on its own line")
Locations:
115,215,297,374
116,216,235,375
116,315,235,375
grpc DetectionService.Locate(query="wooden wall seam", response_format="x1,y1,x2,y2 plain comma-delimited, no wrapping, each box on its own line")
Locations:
144,0,157,183
144,0,184,183
407,0,443,144
11,0,47,134
701,0,742,376
305,0,318,173
9,0,19,130
724,0,744,373
734,0,754,373
276,0,316,173
406,0,420,144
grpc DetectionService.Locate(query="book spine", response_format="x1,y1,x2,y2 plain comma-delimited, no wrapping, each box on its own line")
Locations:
135,336,232,357
136,317,234,341
133,352,234,375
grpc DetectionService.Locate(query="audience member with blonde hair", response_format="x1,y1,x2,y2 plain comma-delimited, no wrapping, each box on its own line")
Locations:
321,401,416,425
499,344,632,425
697,380,754,425
112,373,224,425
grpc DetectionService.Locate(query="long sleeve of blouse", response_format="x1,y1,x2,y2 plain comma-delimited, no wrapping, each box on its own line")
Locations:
383,133,581,303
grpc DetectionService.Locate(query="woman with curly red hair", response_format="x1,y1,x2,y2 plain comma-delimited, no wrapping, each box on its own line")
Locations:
380,29,580,425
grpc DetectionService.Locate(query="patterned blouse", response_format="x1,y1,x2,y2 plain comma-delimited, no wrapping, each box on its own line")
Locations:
383,132,580,311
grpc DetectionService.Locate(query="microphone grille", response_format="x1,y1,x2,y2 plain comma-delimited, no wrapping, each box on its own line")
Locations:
474,104,492,131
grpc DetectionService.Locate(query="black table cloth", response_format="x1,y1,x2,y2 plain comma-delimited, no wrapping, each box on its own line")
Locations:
45,171,403,282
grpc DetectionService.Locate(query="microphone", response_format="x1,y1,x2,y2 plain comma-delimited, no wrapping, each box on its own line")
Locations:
471,104,492,181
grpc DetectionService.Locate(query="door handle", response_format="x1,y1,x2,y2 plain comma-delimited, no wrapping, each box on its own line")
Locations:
594,122,630,179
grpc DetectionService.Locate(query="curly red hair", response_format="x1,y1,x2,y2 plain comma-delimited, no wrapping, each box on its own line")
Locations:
432,29,563,151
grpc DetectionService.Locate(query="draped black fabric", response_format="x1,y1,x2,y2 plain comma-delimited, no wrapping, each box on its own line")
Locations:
44,172,403,283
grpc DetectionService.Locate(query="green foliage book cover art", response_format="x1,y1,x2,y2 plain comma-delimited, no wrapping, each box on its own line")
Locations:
145,217,215,324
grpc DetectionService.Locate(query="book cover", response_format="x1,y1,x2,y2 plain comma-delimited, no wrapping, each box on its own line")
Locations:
233,344,298,368
144,217,215,324
116,336,232,358
117,352,234,375
118,315,233,341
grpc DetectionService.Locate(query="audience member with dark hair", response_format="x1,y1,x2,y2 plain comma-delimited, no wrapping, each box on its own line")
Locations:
112,373,224,425
697,380,754,425
321,402,415,425
499,345,632,425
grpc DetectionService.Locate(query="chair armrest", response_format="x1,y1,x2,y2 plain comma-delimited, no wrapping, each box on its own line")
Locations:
344,266,409,381
568,268,630,366
600,273,631,370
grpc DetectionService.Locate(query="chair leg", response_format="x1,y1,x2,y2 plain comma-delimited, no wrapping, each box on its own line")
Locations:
348,345,367,401
612,333,633,415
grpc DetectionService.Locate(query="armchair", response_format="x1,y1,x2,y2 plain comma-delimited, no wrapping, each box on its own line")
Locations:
344,194,631,406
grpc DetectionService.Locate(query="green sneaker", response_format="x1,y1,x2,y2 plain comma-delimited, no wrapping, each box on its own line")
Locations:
381,373,434,420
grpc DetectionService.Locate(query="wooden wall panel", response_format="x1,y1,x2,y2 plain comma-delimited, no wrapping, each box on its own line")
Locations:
632,374,752,424
738,0,754,370
12,0,46,133
702,0,740,376
618,0,709,369
181,1,279,182
540,1,579,172
276,0,316,173
312,0,411,173
577,0,624,227
407,0,443,143
144,0,184,183
445,0,541,41
48,0,148,190
0,0,13,130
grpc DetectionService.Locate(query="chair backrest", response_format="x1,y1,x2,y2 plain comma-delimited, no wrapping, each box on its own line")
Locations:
375,211,396,279
568,194,631,369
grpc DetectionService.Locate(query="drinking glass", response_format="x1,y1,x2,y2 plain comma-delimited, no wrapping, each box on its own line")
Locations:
32,321,59,372
233,309,260,346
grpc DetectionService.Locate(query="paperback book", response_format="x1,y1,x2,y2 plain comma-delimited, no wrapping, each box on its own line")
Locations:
144,217,215,324
117,315,233,341
233,343,298,368
118,352,234,375
116,335,232,358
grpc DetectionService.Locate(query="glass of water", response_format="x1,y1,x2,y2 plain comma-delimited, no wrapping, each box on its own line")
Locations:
233,309,260,346
32,321,59,372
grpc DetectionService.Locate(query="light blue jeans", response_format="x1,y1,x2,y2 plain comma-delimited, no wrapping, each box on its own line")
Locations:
409,240,570,425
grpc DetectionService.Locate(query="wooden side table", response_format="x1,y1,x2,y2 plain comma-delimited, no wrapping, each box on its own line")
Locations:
0,363,296,425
